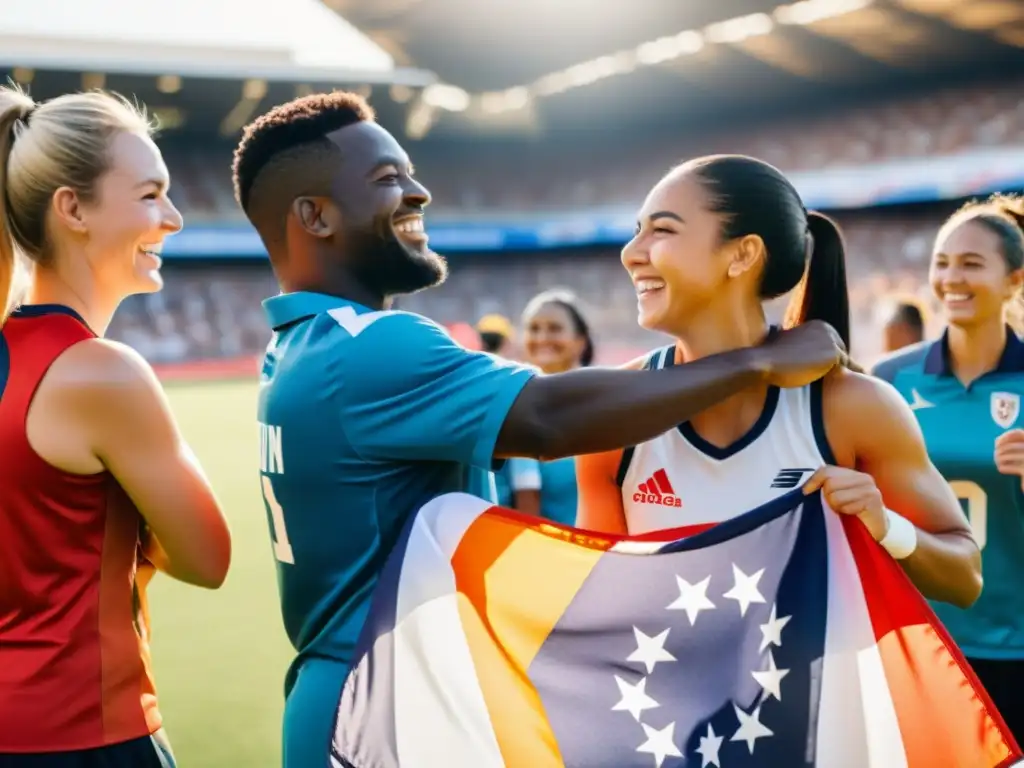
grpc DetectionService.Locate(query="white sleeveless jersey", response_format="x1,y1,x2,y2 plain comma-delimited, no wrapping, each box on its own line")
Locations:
618,345,834,535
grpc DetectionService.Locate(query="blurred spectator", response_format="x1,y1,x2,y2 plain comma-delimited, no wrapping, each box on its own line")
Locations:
475,314,516,357
879,297,928,354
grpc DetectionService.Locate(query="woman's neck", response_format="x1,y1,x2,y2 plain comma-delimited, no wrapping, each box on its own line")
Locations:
25,270,118,337
947,317,1007,386
673,304,769,363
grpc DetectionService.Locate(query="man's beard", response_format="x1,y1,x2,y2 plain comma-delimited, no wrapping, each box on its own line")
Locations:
349,230,448,299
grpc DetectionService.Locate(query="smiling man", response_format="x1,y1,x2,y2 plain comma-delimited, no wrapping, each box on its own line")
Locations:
232,92,849,766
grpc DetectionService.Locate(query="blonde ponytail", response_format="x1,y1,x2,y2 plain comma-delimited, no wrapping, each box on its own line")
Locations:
0,87,34,324
0,85,151,326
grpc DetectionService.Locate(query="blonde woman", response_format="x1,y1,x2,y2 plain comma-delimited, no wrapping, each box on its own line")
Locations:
0,87,230,766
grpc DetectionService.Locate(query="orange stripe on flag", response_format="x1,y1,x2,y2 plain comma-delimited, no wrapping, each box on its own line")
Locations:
876,623,1014,766
843,516,1019,766
451,509,607,767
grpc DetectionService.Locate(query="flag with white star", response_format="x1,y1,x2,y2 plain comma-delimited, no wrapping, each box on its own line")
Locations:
331,489,1022,768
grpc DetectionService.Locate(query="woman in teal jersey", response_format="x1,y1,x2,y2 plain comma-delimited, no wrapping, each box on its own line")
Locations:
504,289,594,525
872,194,1024,739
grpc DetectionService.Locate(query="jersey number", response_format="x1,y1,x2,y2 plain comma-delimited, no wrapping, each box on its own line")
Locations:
949,480,987,552
261,476,295,564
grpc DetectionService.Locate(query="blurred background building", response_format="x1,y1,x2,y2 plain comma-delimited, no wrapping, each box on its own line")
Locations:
3,0,1023,370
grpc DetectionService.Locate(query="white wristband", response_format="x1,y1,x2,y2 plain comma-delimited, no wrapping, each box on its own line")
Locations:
878,508,917,560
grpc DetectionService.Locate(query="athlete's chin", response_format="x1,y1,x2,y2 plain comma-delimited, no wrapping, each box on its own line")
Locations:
131,270,164,294
388,250,448,296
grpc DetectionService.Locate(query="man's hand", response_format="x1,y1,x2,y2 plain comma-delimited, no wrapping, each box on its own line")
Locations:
752,321,848,388
995,429,1024,490
803,465,889,542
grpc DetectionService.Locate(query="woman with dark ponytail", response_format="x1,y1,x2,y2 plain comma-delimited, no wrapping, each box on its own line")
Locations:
503,289,595,524
872,194,1024,739
577,154,982,611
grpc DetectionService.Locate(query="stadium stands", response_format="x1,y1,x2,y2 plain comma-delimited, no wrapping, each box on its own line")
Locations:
116,80,1023,368
162,78,1024,217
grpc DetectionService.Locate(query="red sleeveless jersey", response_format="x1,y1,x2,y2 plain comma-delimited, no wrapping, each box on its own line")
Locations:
0,305,161,752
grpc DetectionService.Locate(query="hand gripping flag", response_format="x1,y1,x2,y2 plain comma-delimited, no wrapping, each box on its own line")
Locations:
331,489,1022,768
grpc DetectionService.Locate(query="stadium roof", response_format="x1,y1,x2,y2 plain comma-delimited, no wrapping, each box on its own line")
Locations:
331,0,1024,135
0,0,433,85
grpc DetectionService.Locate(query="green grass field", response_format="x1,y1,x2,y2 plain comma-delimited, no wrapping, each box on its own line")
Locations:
151,380,292,767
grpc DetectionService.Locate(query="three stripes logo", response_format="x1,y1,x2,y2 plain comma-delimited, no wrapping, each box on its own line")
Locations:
633,468,682,508
770,467,814,489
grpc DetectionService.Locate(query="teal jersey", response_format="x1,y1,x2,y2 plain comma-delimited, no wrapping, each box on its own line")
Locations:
493,463,514,508
257,293,535,688
872,329,1024,659
506,456,579,526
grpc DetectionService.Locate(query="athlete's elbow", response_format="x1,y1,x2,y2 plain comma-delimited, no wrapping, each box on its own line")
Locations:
945,540,983,609
169,528,232,589
179,546,231,589
954,558,983,609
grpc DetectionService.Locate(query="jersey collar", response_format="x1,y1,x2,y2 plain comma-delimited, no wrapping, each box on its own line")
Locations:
263,292,373,331
924,325,1024,375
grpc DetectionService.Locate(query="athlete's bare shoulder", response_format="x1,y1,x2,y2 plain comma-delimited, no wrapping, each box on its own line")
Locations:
29,339,170,473
821,365,922,466
44,337,159,392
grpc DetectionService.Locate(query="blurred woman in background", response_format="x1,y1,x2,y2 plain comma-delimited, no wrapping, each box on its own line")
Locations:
504,289,594,524
0,86,230,766
872,194,1024,739
576,154,981,610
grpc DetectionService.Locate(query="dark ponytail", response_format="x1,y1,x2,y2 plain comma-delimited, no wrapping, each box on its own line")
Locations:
783,211,851,350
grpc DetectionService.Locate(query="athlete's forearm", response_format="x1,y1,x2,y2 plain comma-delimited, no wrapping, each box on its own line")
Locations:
496,348,767,460
899,529,982,609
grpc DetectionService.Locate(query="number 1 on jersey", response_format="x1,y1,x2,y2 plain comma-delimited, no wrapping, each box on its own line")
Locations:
261,475,295,564
949,480,987,552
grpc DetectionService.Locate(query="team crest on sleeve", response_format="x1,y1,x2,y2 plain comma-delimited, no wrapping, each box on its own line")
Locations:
991,391,1020,429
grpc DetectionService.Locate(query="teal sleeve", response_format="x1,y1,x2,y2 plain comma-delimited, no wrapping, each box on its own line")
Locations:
337,312,535,468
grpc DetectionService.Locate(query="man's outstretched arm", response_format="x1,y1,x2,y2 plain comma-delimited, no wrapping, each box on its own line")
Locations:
496,320,843,460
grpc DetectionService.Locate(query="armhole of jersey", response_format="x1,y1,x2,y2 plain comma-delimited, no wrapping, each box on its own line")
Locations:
615,345,674,487
810,378,838,465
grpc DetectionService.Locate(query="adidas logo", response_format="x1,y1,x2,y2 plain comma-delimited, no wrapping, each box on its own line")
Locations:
770,467,814,489
633,468,682,508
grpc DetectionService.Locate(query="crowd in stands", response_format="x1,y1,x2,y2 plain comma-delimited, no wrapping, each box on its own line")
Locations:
110,205,950,368
116,79,1024,368
162,77,1024,218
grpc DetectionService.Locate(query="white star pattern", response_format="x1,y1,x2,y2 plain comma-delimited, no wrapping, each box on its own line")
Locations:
666,574,716,625
758,603,791,652
611,675,660,722
751,649,790,701
627,627,676,674
695,722,724,768
635,721,683,767
731,703,774,754
723,564,766,617
612,566,785,765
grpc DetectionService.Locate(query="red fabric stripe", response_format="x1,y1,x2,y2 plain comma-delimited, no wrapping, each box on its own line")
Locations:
842,515,1021,766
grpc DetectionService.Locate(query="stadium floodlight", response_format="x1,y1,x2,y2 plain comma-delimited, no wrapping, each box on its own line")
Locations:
423,83,471,112
481,87,530,114
636,31,704,65
774,0,873,25
704,13,775,44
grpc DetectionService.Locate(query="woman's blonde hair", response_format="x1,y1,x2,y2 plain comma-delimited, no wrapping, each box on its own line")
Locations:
0,85,153,323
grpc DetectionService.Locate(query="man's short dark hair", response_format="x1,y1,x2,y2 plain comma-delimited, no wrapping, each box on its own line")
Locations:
231,91,375,250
